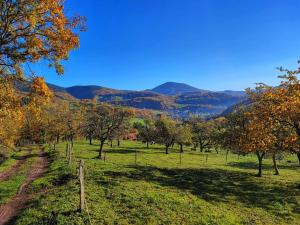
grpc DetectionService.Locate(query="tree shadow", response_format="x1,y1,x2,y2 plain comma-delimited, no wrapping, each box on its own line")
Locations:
228,161,300,170
12,153,40,160
104,149,137,154
100,165,300,218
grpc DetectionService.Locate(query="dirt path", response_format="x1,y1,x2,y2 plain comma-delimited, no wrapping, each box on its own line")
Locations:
0,149,48,225
0,150,32,182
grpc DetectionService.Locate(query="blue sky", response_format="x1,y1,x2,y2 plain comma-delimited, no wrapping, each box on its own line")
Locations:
30,0,300,91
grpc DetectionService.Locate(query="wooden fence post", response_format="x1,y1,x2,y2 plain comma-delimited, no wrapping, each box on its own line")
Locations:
79,160,85,212
179,152,182,165
226,150,229,163
66,143,69,158
104,151,107,162
69,145,72,164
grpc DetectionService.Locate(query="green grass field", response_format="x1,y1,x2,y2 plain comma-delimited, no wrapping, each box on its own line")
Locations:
6,140,300,225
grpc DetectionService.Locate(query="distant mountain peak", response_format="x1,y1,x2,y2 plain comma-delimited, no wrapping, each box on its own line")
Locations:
151,82,206,96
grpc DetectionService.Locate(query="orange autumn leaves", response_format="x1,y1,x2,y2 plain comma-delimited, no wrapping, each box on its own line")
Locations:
225,72,300,156
0,0,85,76
0,79,23,147
0,77,53,147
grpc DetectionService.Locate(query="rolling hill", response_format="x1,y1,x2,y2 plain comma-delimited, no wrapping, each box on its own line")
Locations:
44,82,246,117
151,82,205,96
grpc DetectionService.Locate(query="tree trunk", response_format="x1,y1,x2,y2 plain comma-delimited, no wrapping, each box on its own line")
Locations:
89,136,92,145
199,142,204,152
297,152,300,166
200,146,203,152
117,139,120,147
180,144,183,153
256,151,265,177
110,140,113,148
272,153,279,175
98,140,105,159
165,145,169,154
193,144,197,151
225,149,229,162
146,141,149,149
56,134,60,144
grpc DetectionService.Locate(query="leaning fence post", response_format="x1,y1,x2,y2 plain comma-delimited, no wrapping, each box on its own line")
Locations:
79,160,85,212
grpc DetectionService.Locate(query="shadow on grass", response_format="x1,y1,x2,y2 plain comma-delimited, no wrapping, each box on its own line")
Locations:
228,161,299,170
12,153,40,161
100,165,300,218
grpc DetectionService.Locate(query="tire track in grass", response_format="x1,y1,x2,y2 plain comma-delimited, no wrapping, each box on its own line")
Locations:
0,148,48,225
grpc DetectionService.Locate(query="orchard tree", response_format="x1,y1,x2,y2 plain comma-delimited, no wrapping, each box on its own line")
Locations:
189,116,214,152
44,101,70,144
134,119,156,148
114,119,131,147
81,102,98,145
92,104,133,159
176,123,192,153
247,86,296,175
63,102,83,145
253,71,300,165
155,115,177,154
223,105,276,177
210,117,226,154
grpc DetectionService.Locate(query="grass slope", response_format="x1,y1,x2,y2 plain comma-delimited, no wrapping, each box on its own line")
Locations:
11,141,300,225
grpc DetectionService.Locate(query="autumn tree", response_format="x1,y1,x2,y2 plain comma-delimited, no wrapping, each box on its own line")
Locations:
114,119,131,147
223,104,277,177
252,71,300,165
80,102,98,145
154,115,177,154
246,86,296,175
0,0,84,151
210,117,226,154
0,77,23,148
134,119,156,148
92,104,133,159
189,116,214,152
20,77,53,144
0,0,85,77
175,122,192,153
44,101,70,144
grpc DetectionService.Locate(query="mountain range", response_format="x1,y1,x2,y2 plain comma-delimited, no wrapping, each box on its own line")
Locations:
47,82,247,117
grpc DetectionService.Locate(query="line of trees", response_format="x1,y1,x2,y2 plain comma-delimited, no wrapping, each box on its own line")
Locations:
133,114,223,154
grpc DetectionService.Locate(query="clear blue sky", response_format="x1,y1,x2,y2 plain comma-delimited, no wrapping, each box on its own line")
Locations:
30,0,300,91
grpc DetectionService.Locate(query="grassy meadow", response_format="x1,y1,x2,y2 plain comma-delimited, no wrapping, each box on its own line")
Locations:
5,140,300,225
